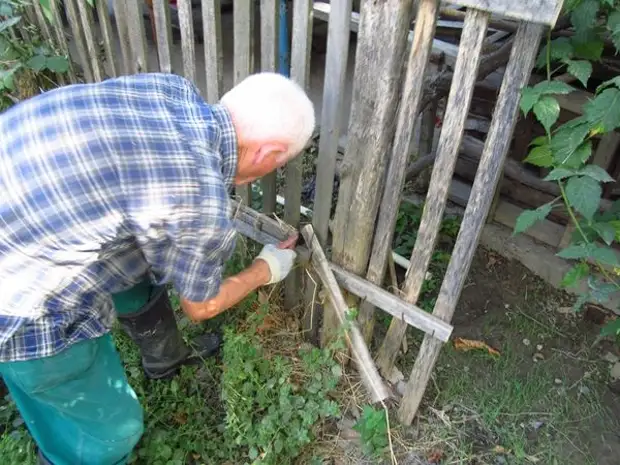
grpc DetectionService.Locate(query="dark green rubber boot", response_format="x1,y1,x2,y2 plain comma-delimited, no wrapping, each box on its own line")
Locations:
113,282,221,380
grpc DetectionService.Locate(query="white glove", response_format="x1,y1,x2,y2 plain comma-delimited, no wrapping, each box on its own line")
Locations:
255,243,297,284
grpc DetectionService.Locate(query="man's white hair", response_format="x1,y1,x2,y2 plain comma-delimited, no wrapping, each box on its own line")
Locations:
220,72,315,159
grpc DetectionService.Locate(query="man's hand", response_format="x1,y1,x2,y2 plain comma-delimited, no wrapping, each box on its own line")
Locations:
255,242,297,284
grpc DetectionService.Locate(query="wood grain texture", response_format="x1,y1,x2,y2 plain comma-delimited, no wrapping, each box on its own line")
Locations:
233,0,255,206
124,0,149,73
260,0,279,215
32,0,53,43
203,0,224,102
50,0,76,82
448,0,563,26
312,0,353,246
112,0,132,75
398,21,545,426
376,8,490,377
153,0,174,73
301,225,389,404
96,0,117,78
285,0,313,310
357,0,439,344
177,0,197,82
64,0,92,82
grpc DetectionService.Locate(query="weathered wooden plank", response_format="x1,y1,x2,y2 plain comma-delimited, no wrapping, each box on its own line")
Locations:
376,8,490,377
398,21,545,426
32,0,53,43
301,225,389,404
233,0,255,206
153,0,174,73
77,0,104,81
64,0,93,82
312,0,353,246
285,0,313,311
357,0,439,344
259,0,279,215
125,0,150,73
49,0,76,83
95,0,117,78
112,0,132,75
178,0,197,82
203,0,224,102
448,0,563,26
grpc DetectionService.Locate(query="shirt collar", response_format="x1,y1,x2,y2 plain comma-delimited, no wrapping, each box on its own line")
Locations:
210,104,238,189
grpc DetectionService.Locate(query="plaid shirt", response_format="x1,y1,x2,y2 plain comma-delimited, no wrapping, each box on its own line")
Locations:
0,73,238,362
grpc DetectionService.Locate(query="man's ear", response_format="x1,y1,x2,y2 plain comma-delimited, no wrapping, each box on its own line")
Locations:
252,142,289,165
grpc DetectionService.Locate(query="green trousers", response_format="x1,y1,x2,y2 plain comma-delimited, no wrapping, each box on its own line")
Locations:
0,279,157,465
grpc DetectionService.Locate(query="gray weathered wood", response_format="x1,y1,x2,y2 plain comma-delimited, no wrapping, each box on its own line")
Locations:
76,0,102,81
178,0,197,82
112,0,132,75
203,0,224,102
312,0,353,246
376,8,490,377
64,0,93,82
153,0,174,73
398,20,545,426
448,0,563,26
49,0,77,83
285,0,313,311
125,0,149,73
96,0,117,78
233,0,255,206
301,225,390,404
32,0,53,43
357,0,439,343
260,0,279,215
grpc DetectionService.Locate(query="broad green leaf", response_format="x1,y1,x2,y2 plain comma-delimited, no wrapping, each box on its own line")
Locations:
543,167,576,181
565,175,601,221
601,318,620,337
530,136,548,147
588,275,618,303
26,55,47,72
513,202,553,235
579,165,615,182
610,219,620,242
597,76,620,93
573,141,593,166
584,88,620,132
609,11,620,51
572,39,605,61
590,246,620,266
572,292,590,312
557,243,596,259
520,87,540,116
570,0,599,31
593,222,616,245
533,80,575,96
551,122,591,167
533,96,560,133
0,3,13,16
524,144,553,167
535,38,574,68
46,56,69,73
38,0,53,23
0,16,21,34
565,59,592,87
561,262,590,288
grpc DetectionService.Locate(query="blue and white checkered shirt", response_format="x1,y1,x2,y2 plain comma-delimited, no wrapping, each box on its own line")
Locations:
0,73,238,362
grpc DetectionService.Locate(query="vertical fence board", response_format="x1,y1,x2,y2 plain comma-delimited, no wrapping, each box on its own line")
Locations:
285,0,313,311
50,0,77,83
260,0,279,214
76,0,104,81
113,0,132,74
233,0,255,206
357,0,439,345
32,0,53,42
125,0,149,73
96,0,118,78
153,0,174,73
178,0,197,82
376,8,490,376
398,20,544,425
203,0,224,102
64,0,93,82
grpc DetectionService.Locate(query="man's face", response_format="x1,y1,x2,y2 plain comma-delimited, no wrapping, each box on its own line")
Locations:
234,142,291,185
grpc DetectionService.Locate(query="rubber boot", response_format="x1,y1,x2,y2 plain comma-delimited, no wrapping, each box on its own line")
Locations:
117,286,221,380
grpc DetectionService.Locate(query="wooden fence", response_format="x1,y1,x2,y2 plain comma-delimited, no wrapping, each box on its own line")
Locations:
19,0,563,424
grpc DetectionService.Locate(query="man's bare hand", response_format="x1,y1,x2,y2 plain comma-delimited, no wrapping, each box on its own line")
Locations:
277,232,298,250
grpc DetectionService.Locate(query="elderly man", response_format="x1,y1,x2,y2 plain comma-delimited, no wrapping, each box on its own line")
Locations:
0,72,315,464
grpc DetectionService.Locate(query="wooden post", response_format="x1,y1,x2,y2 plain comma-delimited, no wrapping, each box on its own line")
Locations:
50,0,77,83
153,0,174,74
76,0,104,82
312,0,353,246
398,20,544,425
125,0,150,73
96,0,118,78
375,8,490,377
32,0,53,43
64,0,93,82
178,0,197,83
113,0,133,75
203,0,224,102
357,0,439,343
233,0,255,206
285,0,313,311
260,0,279,214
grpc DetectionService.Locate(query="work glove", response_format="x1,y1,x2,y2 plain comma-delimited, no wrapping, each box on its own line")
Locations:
255,243,297,284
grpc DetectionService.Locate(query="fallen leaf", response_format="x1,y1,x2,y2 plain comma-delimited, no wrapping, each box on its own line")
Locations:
602,352,620,364
427,449,444,463
401,334,409,354
493,445,511,454
522,338,531,346
386,366,405,385
610,362,620,380
454,337,500,357
532,353,544,362
257,290,269,305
